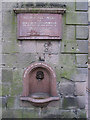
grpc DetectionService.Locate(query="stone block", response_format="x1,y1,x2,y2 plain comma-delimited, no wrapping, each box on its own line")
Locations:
45,54,59,66
48,101,60,108
2,109,22,118
66,12,88,25
0,54,2,66
76,96,86,109
61,40,88,53
76,2,88,11
88,109,90,118
62,25,75,41
2,54,17,68
11,70,23,97
60,110,76,118
2,53,37,68
22,109,39,118
0,84,2,96
19,41,37,53
60,67,76,81
2,11,16,40
55,67,61,82
77,109,86,118
2,84,11,96
0,44,2,54
76,26,88,40
62,97,78,109
42,109,77,118
2,41,19,54
2,109,14,118
2,69,13,83
76,54,88,68
41,107,60,118
66,2,75,11
88,95,90,105
0,97,2,108
15,53,37,68
37,40,60,54
74,82,86,96
89,7,90,22
48,2,66,8
13,69,22,84
0,69,2,82
2,2,17,11
77,40,88,53
23,2,34,8
11,83,22,97
2,96,8,108
74,68,88,82
7,97,15,108
60,67,88,82
61,41,78,53
59,54,76,67
59,82,74,96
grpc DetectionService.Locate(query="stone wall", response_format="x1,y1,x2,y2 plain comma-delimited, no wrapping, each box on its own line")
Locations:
88,1,90,119
1,1,88,118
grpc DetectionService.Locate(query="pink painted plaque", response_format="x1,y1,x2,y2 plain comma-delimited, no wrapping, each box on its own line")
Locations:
17,13,62,39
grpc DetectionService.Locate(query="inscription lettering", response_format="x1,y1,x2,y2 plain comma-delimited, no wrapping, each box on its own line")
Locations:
17,13,62,39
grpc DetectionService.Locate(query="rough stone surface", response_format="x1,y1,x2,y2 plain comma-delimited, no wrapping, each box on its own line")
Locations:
59,54,76,67
76,26,88,40
41,107,60,118
66,2,75,11
77,96,86,109
60,110,77,118
59,82,74,96
7,97,15,108
66,12,88,25
36,41,60,54
62,97,78,109
45,54,59,66
60,68,88,83
76,54,88,68
76,40,88,53
61,40,88,54
74,82,86,96
76,2,88,11
61,41,78,53
2,109,22,118
62,25,75,41
2,69,13,83
1,1,88,119
73,68,88,82
2,53,37,68
89,7,90,22
19,41,37,53
11,83,22,97
42,109,77,118
2,84,11,96
2,41,19,54
77,109,86,118
2,96,8,108
19,40,61,54
22,109,39,118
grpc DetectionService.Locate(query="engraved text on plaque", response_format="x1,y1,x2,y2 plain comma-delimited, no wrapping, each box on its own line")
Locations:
17,13,62,39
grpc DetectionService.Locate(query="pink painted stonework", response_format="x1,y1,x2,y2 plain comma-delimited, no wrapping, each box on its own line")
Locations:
20,62,59,107
17,13,62,40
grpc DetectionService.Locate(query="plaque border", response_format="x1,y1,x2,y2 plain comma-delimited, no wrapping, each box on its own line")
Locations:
14,8,66,40
14,8,66,14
